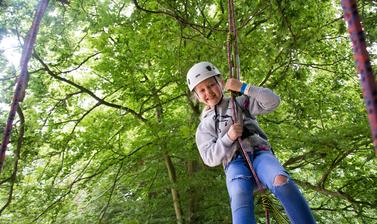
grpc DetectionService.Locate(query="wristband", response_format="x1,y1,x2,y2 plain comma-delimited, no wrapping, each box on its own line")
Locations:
244,85,251,94
240,83,247,94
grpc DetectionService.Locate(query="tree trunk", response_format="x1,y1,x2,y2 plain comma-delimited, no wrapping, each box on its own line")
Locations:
150,77,184,224
164,153,183,224
187,159,200,224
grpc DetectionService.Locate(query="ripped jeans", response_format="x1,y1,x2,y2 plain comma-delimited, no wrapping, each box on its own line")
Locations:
225,150,316,224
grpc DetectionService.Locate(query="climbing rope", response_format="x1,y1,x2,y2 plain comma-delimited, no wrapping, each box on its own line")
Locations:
0,0,50,172
226,0,271,223
226,0,240,80
341,0,377,156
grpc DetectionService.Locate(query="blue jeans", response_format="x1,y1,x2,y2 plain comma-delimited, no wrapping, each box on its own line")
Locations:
225,150,316,224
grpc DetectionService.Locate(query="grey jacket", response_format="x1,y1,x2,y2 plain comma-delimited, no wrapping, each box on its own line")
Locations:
195,86,280,167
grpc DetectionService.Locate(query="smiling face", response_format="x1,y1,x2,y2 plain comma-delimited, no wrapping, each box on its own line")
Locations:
194,77,224,108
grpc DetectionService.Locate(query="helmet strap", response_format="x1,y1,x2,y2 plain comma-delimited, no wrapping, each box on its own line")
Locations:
213,76,225,95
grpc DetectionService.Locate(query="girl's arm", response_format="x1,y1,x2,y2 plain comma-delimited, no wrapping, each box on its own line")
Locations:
195,121,237,167
225,78,280,115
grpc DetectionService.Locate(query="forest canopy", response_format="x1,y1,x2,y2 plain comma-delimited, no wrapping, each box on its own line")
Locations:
0,0,376,223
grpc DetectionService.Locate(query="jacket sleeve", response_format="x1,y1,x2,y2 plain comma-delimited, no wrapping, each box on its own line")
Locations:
243,86,281,115
195,120,235,167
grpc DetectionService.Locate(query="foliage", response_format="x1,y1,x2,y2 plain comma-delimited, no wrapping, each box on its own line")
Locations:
0,0,376,223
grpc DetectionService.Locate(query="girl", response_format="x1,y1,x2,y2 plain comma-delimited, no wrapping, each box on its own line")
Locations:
187,61,316,224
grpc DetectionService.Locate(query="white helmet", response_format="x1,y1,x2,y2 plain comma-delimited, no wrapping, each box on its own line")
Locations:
187,61,221,91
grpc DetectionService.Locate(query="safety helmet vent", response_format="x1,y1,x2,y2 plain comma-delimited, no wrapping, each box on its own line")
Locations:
186,62,221,91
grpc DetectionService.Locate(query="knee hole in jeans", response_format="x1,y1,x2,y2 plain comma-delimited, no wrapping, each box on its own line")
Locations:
273,175,288,186
229,175,253,198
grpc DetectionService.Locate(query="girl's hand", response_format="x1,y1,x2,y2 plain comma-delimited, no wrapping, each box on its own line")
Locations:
225,78,243,93
227,122,243,141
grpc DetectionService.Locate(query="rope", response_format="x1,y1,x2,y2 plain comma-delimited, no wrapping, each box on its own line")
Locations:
226,0,270,223
341,0,377,156
0,0,50,172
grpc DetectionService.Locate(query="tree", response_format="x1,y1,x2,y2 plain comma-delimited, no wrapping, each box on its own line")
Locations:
0,0,376,223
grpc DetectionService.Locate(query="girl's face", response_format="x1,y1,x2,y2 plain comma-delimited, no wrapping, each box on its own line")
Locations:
194,77,224,108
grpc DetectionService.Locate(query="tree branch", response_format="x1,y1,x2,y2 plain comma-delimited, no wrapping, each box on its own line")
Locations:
259,48,286,86
132,0,226,36
61,52,100,74
0,105,24,214
98,160,124,223
318,147,356,188
33,53,146,122
294,179,373,207
41,90,83,127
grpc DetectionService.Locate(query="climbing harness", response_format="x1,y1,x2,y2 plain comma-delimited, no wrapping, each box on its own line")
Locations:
226,0,271,223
